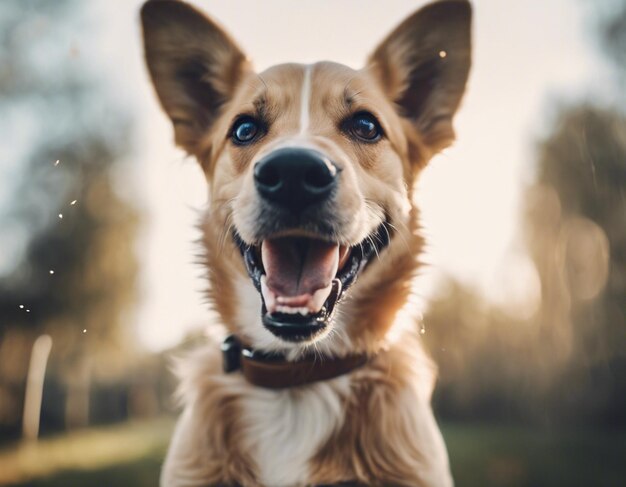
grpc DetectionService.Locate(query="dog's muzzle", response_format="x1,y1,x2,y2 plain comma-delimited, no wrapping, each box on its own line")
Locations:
234,147,391,343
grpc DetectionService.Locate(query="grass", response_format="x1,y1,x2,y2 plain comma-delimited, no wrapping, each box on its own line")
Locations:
443,423,626,487
0,418,172,487
0,418,624,487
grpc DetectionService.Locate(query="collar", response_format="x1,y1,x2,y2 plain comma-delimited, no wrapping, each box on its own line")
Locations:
221,334,369,389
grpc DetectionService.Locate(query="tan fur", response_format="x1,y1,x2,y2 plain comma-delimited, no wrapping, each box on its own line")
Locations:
141,1,471,485
162,348,259,486
309,332,450,486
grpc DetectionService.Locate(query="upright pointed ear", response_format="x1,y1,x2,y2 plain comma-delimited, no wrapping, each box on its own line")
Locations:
141,0,251,155
367,0,471,153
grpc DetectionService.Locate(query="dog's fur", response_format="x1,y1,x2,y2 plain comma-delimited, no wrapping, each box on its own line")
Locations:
141,1,471,486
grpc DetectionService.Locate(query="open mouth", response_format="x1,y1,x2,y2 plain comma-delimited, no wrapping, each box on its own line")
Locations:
234,223,391,342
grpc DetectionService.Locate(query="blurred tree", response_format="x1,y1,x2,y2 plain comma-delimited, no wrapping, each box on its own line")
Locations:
425,0,626,426
427,105,626,427
597,0,626,82
524,104,626,425
523,0,626,424
0,0,140,439
424,280,538,423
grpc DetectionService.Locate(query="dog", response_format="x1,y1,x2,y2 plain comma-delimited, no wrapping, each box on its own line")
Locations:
141,1,471,485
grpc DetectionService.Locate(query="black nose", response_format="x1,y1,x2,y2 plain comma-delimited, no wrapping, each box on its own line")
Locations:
254,148,338,211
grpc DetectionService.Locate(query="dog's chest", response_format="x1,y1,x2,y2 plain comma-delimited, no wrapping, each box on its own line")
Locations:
240,377,349,487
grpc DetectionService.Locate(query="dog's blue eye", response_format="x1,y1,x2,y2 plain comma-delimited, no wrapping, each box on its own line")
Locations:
232,117,259,144
350,112,382,142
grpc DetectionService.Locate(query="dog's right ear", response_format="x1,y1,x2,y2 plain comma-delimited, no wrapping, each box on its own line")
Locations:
141,0,250,156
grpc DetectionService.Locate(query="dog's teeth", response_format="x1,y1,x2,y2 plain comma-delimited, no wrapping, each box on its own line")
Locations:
333,277,342,296
260,275,277,314
275,305,310,316
263,278,335,316
309,282,333,313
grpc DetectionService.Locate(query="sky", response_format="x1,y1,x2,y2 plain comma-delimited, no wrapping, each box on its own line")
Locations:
64,0,613,350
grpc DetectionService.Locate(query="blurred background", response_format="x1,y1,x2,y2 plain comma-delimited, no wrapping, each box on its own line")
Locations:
0,0,624,486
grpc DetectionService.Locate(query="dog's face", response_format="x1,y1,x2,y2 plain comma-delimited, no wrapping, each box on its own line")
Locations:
141,0,471,351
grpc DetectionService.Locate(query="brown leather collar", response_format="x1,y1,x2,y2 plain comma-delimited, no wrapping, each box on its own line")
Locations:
221,335,369,389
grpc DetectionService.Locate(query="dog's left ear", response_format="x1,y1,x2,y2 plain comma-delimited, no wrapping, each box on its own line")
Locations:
141,0,251,156
367,0,472,154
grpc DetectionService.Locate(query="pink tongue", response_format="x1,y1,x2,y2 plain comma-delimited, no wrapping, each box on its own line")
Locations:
262,238,339,297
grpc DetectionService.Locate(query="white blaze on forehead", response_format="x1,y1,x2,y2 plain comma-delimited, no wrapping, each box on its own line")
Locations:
298,64,313,135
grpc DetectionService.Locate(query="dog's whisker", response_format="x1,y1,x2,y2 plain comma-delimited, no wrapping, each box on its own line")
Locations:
218,222,236,254
311,341,322,364
367,235,381,261
216,212,237,254
216,215,231,250
382,222,391,246
358,241,365,260
208,197,239,254
211,196,238,214
327,325,350,351
384,219,413,253
343,77,364,107
256,73,268,91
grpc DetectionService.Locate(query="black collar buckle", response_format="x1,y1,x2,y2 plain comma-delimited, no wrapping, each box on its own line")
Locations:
221,334,242,372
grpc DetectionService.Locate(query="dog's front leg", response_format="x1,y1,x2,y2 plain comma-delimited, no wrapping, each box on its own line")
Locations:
161,408,217,487
161,406,259,487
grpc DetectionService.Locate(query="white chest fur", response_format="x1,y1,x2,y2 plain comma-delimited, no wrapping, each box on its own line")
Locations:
240,377,349,487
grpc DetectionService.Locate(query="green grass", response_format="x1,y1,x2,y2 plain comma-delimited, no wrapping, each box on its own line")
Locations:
443,423,626,487
0,419,624,487
0,418,172,487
